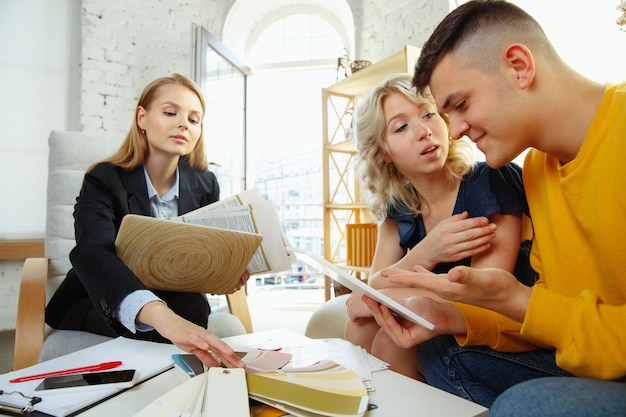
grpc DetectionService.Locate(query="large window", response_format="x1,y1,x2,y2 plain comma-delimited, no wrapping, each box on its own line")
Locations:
194,26,251,197
248,13,344,66
247,13,345,257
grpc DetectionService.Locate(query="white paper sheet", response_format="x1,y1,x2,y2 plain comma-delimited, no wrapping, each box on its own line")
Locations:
0,337,179,416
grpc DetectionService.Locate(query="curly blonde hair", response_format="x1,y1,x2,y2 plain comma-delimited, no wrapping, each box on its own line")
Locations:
91,73,208,172
354,73,475,222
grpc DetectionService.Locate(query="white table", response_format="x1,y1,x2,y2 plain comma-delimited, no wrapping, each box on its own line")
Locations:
77,329,487,417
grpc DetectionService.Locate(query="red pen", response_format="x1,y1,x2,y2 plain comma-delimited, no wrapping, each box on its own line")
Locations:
9,361,123,383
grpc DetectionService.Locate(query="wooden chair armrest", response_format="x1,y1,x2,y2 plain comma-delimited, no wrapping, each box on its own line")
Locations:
13,257,49,370
226,288,253,333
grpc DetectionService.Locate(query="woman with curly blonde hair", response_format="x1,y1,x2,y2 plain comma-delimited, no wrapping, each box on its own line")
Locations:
345,73,535,381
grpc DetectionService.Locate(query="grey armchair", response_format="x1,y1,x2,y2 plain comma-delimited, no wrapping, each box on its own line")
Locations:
14,130,250,370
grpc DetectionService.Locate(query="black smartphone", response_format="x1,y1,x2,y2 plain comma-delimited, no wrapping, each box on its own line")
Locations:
34,369,137,394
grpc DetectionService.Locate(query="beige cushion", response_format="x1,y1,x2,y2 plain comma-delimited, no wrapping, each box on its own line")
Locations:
305,294,349,339
45,130,123,298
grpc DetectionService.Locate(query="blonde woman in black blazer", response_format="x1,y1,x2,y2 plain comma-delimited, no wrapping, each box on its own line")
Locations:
45,74,247,369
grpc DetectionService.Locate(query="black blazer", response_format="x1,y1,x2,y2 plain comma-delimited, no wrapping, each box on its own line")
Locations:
45,161,220,339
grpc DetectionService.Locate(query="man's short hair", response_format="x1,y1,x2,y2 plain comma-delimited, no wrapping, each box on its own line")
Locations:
412,0,543,93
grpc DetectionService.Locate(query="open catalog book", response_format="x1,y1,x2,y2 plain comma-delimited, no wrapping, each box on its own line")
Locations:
115,187,294,294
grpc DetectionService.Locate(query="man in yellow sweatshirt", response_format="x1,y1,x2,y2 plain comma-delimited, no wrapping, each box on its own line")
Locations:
363,1,626,415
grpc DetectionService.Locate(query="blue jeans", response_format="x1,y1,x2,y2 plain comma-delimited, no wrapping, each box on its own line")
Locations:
489,377,626,417
418,335,572,407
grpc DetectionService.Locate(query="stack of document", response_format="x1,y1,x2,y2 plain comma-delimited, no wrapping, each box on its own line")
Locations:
0,337,179,416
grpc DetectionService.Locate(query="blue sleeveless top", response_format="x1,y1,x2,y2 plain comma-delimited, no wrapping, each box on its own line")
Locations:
387,162,537,286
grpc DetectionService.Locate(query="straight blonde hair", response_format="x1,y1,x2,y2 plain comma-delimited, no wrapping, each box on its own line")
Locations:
90,73,208,172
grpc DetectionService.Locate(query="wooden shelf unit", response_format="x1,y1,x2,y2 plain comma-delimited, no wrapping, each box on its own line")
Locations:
321,45,420,300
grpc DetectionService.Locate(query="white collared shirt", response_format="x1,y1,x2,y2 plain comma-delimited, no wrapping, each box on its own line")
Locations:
114,165,180,333
144,165,180,220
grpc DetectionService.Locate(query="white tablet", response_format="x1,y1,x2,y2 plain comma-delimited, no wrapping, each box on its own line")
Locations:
290,247,435,330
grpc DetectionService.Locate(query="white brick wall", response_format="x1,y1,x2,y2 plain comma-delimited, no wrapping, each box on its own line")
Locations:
359,0,448,62
78,0,234,134
0,261,22,331
76,0,447,135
